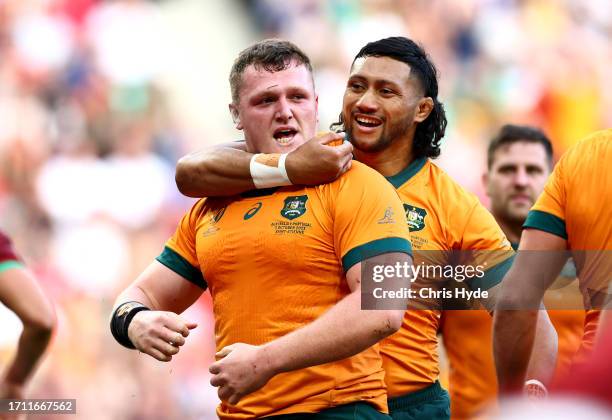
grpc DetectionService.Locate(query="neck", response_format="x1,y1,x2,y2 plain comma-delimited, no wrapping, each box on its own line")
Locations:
494,216,523,245
353,137,414,177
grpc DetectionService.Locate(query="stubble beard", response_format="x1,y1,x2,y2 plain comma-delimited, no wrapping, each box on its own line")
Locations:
345,115,413,154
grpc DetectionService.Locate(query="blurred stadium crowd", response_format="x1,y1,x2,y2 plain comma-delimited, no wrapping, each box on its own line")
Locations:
0,0,610,419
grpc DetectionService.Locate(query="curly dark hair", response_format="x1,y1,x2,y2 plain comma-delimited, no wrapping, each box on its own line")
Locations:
229,39,313,103
331,36,447,159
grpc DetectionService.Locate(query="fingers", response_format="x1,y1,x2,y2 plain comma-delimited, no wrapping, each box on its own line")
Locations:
316,131,344,145
217,385,233,402
158,327,186,347
144,347,173,362
130,311,196,362
228,394,242,405
162,313,196,337
154,340,181,357
339,158,352,176
216,345,234,359
215,383,243,406
209,362,220,375
335,138,353,153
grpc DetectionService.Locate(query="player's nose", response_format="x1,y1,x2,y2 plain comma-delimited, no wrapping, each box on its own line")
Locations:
355,89,378,113
513,168,529,186
275,97,293,122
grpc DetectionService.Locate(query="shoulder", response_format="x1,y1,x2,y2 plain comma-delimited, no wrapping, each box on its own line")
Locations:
322,160,396,193
343,160,390,183
560,129,612,170
427,161,482,211
551,129,612,186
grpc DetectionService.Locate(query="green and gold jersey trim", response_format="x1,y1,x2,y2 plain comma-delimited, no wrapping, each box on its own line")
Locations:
467,255,515,291
0,260,23,274
156,246,207,290
342,237,413,272
385,158,427,189
524,210,568,240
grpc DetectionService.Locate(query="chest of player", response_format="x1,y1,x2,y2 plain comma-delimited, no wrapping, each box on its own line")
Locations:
192,190,343,286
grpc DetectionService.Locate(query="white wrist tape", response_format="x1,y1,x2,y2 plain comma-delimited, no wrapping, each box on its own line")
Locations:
523,379,548,400
250,153,292,189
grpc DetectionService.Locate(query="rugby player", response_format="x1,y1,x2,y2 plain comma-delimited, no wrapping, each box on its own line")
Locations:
111,39,413,419
440,125,586,418
174,37,558,419
0,230,55,400
494,128,612,392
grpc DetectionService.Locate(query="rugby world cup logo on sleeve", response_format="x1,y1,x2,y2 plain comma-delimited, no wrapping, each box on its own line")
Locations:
281,195,308,220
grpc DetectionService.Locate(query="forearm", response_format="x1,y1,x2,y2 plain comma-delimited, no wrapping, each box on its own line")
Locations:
525,310,558,385
262,290,402,374
175,148,254,197
494,309,538,393
3,324,52,385
115,284,160,310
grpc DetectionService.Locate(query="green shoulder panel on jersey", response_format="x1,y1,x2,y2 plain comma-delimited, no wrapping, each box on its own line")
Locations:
467,255,515,291
0,260,24,274
523,210,568,240
342,237,413,272
156,246,207,290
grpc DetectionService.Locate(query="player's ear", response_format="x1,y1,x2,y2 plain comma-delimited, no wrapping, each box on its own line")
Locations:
229,103,242,130
483,171,491,197
315,94,319,125
414,97,434,123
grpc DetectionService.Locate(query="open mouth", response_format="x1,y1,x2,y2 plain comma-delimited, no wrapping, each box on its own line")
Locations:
355,115,383,128
273,128,298,144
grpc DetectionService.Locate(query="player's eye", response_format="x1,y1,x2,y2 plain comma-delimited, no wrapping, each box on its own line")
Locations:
380,88,395,96
349,82,365,92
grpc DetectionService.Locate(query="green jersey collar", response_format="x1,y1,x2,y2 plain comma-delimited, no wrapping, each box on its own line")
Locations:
385,158,427,188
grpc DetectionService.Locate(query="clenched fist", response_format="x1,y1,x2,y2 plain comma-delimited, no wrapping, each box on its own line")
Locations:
128,311,197,362
209,343,276,405
285,132,353,186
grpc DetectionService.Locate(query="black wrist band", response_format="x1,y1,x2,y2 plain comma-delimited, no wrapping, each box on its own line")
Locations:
110,301,151,349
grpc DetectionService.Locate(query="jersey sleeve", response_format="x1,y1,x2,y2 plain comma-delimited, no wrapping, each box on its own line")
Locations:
155,199,207,289
524,155,568,239
327,163,413,272
457,202,515,291
0,231,23,273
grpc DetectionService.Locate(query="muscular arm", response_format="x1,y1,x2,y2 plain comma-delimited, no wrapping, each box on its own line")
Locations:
175,142,253,197
0,267,55,398
209,251,412,404
477,279,558,393
492,229,568,393
113,261,204,361
175,132,352,197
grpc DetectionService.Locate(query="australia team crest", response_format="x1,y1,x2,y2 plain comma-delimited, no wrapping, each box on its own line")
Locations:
281,195,308,220
403,204,427,232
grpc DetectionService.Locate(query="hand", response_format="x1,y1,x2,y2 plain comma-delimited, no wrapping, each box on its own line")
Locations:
285,132,353,186
0,380,25,420
0,379,24,399
127,310,197,362
523,379,548,401
209,343,276,405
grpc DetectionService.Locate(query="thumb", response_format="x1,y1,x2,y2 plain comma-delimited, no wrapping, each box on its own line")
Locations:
216,345,234,359
336,139,353,156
